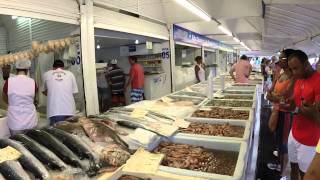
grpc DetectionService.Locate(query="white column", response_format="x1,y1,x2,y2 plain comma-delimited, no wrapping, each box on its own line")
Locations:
169,24,176,92
80,0,99,115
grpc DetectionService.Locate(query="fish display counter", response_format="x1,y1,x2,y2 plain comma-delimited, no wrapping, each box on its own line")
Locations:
0,73,263,180
0,117,132,180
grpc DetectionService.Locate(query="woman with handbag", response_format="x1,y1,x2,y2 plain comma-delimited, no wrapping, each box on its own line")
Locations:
266,49,295,179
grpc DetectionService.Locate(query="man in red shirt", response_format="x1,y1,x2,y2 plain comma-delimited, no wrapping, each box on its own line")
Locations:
125,56,144,103
282,50,320,180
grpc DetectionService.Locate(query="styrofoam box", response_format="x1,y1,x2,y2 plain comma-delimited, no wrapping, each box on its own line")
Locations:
172,90,208,99
187,107,254,123
214,93,255,101
202,99,255,110
174,118,251,142
99,166,208,180
155,136,248,180
216,93,257,109
166,95,208,107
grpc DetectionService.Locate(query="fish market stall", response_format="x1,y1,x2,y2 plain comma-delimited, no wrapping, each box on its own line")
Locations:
0,72,263,180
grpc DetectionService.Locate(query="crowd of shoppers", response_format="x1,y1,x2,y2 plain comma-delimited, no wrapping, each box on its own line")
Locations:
261,49,320,180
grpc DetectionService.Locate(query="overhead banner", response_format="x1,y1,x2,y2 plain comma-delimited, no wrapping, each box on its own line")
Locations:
173,25,233,51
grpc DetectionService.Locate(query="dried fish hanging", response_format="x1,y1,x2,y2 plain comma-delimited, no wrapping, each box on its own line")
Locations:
0,36,75,67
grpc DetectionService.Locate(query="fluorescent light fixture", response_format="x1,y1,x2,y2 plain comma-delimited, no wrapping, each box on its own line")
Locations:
240,42,245,46
135,40,139,44
11,16,17,20
233,37,240,43
245,46,251,51
175,0,211,21
96,44,101,49
218,25,232,36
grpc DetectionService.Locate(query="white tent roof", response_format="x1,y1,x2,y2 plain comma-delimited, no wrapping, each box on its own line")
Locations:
94,0,320,56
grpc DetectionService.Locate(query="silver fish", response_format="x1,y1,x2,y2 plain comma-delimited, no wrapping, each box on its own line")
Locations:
0,160,31,180
0,139,50,180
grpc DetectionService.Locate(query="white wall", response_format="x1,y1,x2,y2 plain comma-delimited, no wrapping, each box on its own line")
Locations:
0,27,7,55
96,46,130,73
94,0,167,23
1,16,78,52
174,45,201,91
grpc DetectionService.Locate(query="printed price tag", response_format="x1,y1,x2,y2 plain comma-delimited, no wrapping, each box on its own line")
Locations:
0,146,22,163
173,118,190,128
161,97,173,103
123,148,164,174
131,108,148,118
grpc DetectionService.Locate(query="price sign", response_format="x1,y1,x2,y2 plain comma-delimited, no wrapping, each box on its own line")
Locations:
161,48,170,60
123,148,164,174
173,118,190,128
0,146,22,163
131,108,148,118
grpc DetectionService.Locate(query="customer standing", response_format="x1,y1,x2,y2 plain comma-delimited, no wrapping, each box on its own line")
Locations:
194,56,205,83
229,55,252,83
125,56,144,103
266,49,295,178
96,60,109,112
107,59,126,107
42,60,78,125
3,60,38,135
281,50,320,180
316,59,320,72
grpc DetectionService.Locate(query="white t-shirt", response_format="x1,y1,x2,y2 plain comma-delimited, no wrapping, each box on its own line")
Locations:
43,68,78,118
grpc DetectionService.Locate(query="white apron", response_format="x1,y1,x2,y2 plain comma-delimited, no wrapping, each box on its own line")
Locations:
7,75,38,131
196,64,206,82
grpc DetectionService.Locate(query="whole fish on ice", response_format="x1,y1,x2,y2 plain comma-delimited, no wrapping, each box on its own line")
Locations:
0,139,50,179
0,160,30,180
25,129,84,169
11,134,67,170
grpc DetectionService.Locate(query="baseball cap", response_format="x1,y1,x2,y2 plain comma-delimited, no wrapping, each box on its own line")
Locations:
15,59,31,69
110,59,117,65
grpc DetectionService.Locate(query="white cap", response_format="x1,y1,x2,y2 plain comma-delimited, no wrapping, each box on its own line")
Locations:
110,59,117,65
15,59,31,69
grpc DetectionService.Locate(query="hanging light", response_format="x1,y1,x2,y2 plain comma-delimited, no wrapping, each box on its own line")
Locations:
135,40,139,44
218,25,232,36
233,37,240,43
96,44,101,49
175,0,211,21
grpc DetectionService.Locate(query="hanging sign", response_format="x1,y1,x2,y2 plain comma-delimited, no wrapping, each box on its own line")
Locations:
173,25,233,51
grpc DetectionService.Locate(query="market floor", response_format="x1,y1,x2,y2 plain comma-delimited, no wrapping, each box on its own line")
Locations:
256,103,283,180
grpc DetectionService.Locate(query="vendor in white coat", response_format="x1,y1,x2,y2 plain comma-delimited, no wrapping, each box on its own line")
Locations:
42,60,78,125
2,60,38,135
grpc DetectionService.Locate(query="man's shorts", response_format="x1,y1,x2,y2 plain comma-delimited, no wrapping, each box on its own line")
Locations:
131,88,144,103
288,131,316,172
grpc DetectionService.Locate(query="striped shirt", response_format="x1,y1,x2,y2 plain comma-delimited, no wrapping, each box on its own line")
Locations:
108,66,125,95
